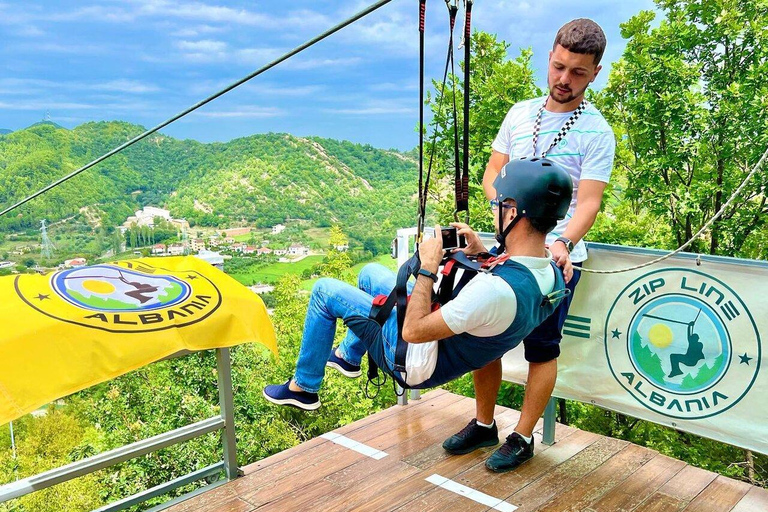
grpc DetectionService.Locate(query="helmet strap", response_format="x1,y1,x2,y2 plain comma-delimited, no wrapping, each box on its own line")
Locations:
495,207,521,254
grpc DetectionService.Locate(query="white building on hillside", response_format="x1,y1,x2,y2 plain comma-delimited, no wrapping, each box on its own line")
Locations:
288,244,309,256
272,224,286,235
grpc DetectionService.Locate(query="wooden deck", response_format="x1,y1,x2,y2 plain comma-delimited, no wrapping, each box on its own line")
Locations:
167,390,767,512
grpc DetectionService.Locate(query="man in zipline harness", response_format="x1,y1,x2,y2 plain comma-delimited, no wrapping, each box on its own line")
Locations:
264,159,573,425
444,19,616,472
668,319,705,378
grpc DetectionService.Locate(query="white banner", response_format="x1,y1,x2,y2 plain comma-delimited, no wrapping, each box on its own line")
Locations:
502,243,766,455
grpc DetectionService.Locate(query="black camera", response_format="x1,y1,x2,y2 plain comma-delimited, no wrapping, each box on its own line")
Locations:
440,226,466,250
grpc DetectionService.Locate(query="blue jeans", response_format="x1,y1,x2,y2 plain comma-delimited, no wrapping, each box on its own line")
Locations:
293,263,413,393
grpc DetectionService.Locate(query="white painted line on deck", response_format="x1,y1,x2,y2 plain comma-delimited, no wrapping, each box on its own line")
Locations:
425,474,518,512
320,432,388,460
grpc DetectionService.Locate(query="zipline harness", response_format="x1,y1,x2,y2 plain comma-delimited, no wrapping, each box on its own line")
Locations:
358,0,476,397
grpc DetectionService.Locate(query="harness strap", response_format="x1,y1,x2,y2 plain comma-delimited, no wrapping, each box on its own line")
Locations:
457,0,472,219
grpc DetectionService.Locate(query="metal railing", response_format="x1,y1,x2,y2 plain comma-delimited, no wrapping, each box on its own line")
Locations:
0,348,239,512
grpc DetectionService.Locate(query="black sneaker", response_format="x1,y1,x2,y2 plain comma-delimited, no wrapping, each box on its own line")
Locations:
485,432,534,473
326,349,362,378
442,419,499,455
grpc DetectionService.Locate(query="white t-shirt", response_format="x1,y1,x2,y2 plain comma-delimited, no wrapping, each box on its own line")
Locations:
491,96,616,263
404,252,556,386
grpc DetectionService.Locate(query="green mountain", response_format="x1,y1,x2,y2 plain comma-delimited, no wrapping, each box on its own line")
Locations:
0,129,11,135
0,121,418,250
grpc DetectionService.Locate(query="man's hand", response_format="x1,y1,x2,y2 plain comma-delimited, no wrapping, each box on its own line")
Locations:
419,224,444,273
449,222,485,256
550,240,573,284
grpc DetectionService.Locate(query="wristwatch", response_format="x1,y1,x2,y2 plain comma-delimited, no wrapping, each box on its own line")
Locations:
417,268,438,283
555,236,574,253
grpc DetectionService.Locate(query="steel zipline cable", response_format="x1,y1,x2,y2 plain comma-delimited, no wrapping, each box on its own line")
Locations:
0,0,394,219
579,143,768,274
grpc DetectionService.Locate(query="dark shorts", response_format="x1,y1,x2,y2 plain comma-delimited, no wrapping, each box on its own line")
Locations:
522,262,582,363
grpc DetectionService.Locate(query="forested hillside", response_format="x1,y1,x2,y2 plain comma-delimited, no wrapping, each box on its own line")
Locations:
0,122,417,251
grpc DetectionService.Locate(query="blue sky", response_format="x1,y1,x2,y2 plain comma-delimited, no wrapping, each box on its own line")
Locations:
0,0,657,150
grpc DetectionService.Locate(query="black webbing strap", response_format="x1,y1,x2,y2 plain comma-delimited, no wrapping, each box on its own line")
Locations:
417,0,427,240
457,0,472,218
394,254,421,372
418,1,459,244
447,1,461,221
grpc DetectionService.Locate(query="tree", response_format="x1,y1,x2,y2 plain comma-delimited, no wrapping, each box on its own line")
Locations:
602,1,768,257
320,226,353,281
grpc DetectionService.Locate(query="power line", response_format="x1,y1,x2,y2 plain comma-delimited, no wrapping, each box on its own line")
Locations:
0,0,393,219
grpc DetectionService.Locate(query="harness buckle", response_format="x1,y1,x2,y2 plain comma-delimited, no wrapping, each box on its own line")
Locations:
372,294,388,307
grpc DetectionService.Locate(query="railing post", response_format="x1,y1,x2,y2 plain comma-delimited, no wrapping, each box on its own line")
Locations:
397,385,408,406
542,397,556,446
216,348,239,479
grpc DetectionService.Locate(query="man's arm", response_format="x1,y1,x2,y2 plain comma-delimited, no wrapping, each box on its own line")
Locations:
482,150,510,200
550,179,607,269
402,227,456,344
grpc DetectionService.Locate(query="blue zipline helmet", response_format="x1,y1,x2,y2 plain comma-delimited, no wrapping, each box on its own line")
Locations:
493,157,573,228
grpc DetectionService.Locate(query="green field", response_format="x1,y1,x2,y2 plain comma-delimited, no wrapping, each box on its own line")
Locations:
229,255,324,286
300,254,398,291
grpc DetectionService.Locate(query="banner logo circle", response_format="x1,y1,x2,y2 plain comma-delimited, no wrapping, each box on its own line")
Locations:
604,268,760,420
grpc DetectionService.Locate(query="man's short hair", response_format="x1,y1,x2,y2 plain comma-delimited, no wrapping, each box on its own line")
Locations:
554,18,606,64
528,216,558,235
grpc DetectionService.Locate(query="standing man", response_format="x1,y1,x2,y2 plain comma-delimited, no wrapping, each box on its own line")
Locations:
443,18,615,472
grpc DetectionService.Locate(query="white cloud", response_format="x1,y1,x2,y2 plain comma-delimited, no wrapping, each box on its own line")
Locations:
170,24,223,37
16,25,45,37
92,80,160,94
284,57,361,70
0,78,160,95
193,106,283,118
11,42,106,55
322,98,417,116
371,81,419,92
0,100,97,111
176,39,227,52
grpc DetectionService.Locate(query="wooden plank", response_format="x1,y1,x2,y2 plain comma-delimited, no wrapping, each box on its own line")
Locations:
731,486,768,512
239,388,450,476
325,399,507,512
631,465,719,512
347,393,468,446
305,461,423,512
241,394,474,509
536,444,657,512
334,389,451,436
588,453,687,512
230,397,468,499
398,427,597,512
655,465,719,503
629,493,686,512
500,435,629,512
306,398,496,512
249,478,338,511
402,408,522,470
240,448,365,506
681,475,752,512
165,485,240,512
206,499,255,512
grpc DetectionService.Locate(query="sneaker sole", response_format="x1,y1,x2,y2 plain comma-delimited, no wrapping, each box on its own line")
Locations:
443,438,499,455
485,455,533,473
326,361,362,378
262,389,321,411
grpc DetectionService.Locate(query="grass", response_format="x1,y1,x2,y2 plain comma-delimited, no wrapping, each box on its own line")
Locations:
300,254,398,291
228,255,324,286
